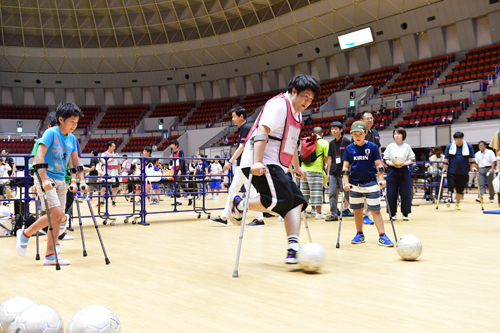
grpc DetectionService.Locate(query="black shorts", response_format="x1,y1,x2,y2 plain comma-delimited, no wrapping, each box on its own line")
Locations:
447,173,468,195
242,165,307,218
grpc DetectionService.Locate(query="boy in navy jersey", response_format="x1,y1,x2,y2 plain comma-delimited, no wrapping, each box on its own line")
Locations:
343,121,394,247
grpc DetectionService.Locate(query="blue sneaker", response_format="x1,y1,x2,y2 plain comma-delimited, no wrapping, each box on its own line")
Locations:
342,209,354,217
363,216,374,225
229,194,244,226
378,234,394,247
351,233,365,244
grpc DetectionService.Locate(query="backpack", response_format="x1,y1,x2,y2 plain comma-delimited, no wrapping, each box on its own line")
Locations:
11,214,24,236
299,134,323,164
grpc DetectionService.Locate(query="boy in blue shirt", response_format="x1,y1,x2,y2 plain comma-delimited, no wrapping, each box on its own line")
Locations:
343,121,394,247
16,103,86,265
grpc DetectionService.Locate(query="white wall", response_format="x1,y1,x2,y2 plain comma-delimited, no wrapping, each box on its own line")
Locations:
2,87,13,105
369,45,381,71
178,85,187,102
142,87,151,104
160,86,169,103
23,88,34,105
418,33,431,60
85,89,95,106
445,25,461,54
123,87,133,105
348,50,359,75
393,39,405,65
476,16,492,47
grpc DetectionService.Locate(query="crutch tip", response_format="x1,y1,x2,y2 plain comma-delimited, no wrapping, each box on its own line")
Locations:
232,271,239,278
56,265,61,270
335,244,340,248
105,258,111,265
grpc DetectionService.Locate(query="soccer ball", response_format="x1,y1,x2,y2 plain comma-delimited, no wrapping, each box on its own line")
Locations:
396,235,423,261
0,296,38,332
392,157,405,165
7,304,63,333
66,305,121,333
297,243,326,273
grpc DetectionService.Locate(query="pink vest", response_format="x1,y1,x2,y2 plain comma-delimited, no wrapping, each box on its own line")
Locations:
246,93,302,168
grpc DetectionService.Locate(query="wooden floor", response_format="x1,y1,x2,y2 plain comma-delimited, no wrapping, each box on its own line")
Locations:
1,192,500,332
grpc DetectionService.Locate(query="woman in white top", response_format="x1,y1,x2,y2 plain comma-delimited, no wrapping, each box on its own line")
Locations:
383,128,416,221
427,146,445,201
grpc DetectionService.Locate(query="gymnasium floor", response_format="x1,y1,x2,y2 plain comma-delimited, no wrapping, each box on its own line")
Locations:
1,192,499,332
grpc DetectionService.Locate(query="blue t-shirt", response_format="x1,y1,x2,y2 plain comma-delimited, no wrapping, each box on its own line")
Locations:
39,127,78,180
343,141,381,186
195,161,208,177
444,142,474,175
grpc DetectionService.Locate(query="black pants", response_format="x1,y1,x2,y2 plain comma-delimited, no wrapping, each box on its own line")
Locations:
386,166,412,216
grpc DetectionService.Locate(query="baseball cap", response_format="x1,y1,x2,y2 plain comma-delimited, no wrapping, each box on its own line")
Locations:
350,121,367,133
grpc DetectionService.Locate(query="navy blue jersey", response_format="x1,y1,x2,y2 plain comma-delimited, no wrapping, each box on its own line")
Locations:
343,141,381,186
444,142,474,175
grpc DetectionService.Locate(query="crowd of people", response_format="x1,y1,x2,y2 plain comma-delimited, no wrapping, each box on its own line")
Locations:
2,74,500,267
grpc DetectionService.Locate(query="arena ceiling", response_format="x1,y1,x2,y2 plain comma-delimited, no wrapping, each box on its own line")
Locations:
0,0,440,73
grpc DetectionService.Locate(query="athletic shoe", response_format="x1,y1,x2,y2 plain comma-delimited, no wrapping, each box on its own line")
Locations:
16,229,29,256
315,213,326,220
351,233,365,244
446,199,451,207
305,212,312,218
391,215,397,221
210,217,227,226
263,212,275,218
135,200,141,206
455,203,461,210
325,216,338,222
214,196,219,200
342,209,354,217
378,234,394,247
285,248,298,264
246,219,265,227
475,198,482,203
61,234,74,241
43,255,70,266
403,215,410,221
171,202,182,206
278,216,285,222
188,198,193,206
56,244,60,255
489,199,494,203
229,194,244,225
112,201,116,207
363,216,374,225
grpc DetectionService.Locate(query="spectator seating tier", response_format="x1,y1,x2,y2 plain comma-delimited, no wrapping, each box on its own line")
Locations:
0,105,48,121
350,66,400,94
184,98,238,126
0,138,36,154
98,105,148,130
82,137,123,154
122,136,162,153
150,103,195,121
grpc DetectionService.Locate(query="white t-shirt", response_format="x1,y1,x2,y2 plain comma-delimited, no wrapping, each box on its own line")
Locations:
240,92,301,172
101,151,119,168
210,162,223,180
0,164,9,184
383,142,416,164
475,149,496,168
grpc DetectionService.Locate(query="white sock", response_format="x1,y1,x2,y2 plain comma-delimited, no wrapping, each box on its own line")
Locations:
288,235,299,251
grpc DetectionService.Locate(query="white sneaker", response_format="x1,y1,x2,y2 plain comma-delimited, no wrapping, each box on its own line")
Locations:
214,196,219,200
61,234,74,241
56,244,60,255
16,229,29,257
315,213,325,220
490,199,495,203
403,215,410,221
391,215,397,221
278,216,285,222
43,256,70,266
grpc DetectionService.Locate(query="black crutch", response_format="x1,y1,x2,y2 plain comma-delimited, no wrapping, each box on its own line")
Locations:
35,194,40,261
74,195,88,257
34,169,60,270
84,193,110,265
383,186,398,241
336,191,346,249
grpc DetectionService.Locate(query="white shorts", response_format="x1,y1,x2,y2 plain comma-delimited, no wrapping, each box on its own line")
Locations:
34,177,67,211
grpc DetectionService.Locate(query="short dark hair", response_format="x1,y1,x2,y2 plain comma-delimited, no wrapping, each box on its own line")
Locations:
123,154,128,158
153,159,159,164
453,131,464,139
144,146,152,154
46,112,58,127
286,75,320,100
171,139,179,147
330,121,344,133
91,150,98,156
361,111,373,119
214,155,220,159
231,106,246,119
1,148,9,154
393,127,407,141
478,140,487,146
55,102,84,125
107,141,115,149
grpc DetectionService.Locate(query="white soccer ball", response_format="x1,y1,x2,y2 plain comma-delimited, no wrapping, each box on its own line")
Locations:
396,235,423,261
0,297,38,333
392,157,405,165
66,305,121,333
7,304,63,333
297,243,326,273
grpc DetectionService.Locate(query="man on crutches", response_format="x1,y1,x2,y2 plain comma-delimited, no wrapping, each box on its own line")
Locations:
15,103,86,266
232,74,320,264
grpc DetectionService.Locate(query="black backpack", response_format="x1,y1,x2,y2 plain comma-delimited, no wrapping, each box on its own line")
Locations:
11,214,24,236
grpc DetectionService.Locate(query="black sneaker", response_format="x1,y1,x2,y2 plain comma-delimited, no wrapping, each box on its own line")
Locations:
342,209,354,217
171,202,182,206
209,217,227,226
325,216,338,222
246,219,265,227
188,198,193,206
263,212,275,218
285,248,298,264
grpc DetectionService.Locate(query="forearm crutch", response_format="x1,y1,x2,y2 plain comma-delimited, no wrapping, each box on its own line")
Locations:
383,187,398,241
336,190,346,248
435,170,446,210
35,194,40,261
290,167,313,243
84,193,110,265
475,171,485,211
233,138,257,278
74,195,88,257
34,169,60,270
